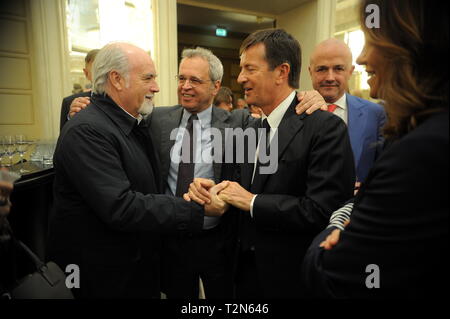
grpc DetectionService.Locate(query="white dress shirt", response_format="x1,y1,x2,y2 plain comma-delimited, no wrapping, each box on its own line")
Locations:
166,106,219,229
328,93,348,125
249,90,297,217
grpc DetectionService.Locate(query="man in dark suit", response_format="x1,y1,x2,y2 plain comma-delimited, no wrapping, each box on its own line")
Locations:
47,43,221,299
59,49,99,131
149,47,251,299
309,39,386,183
151,46,330,299
187,29,355,298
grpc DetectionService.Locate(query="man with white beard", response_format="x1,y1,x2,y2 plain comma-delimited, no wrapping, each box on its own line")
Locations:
47,42,217,299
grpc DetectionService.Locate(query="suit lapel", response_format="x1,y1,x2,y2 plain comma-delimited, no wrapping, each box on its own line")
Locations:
145,127,163,193
211,107,230,183
160,107,184,184
347,94,367,169
241,119,260,190
251,97,305,193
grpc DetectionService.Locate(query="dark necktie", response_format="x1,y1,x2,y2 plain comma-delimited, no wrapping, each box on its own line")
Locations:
175,114,198,197
261,118,271,152
251,118,271,188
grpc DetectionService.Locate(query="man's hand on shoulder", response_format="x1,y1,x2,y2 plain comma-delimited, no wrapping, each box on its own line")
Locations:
295,90,327,115
69,96,91,118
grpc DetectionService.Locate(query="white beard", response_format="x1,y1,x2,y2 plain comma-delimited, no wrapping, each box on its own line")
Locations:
138,97,154,116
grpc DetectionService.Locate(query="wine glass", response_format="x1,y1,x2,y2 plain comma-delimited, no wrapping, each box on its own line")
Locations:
0,137,6,167
15,134,30,173
4,135,16,167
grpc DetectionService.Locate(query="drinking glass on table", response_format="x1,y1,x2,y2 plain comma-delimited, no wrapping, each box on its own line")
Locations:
15,134,30,173
0,137,6,167
30,140,43,163
42,141,56,166
4,136,16,168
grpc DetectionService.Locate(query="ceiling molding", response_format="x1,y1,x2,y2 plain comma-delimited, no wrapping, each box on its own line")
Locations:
177,0,276,19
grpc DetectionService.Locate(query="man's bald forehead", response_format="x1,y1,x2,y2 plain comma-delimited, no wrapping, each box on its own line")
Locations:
310,38,353,66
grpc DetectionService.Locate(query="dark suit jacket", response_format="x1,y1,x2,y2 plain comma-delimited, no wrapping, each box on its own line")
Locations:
236,96,355,298
148,106,252,279
301,111,449,298
347,94,386,182
59,91,91,131
149,105,252,187
48,94,204,298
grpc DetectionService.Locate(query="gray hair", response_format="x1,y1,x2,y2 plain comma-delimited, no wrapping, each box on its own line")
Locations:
181,47,223,82
92,43,130,94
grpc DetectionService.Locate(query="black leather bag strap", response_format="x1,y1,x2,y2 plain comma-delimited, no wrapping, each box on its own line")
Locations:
13,239,62,287
15,240,46,270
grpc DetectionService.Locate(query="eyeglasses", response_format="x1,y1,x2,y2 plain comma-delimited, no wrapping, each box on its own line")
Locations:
175,75,212,87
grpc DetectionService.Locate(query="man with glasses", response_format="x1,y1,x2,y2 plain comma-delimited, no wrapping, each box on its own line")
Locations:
149,47,328,299
149,47,239,299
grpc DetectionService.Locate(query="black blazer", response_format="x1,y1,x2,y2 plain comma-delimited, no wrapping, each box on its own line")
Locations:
48,94,204,298
59,91,91,131
235,96,355,298
301,111,449,298
148,105,253,266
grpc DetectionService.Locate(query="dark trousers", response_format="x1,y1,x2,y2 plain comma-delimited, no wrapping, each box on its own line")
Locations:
162,224,233,299
235,250,264,299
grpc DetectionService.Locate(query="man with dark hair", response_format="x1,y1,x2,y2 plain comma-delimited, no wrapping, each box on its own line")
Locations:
151,47,326,299
187,29,355,298
235,98,248,110
59,49,99,131
239,28,301,89
213,86,234,112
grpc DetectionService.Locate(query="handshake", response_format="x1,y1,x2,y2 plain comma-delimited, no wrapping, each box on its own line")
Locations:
183,178,255,217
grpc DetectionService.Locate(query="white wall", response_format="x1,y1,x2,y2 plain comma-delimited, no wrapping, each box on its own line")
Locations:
277,0,335,92
152,0,179,107
0,0,70,140
30,0,71,140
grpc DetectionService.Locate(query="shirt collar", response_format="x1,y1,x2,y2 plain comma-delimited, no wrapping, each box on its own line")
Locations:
181,105,212,128
262,90,296,129
116,104,144,124
90,93,142,135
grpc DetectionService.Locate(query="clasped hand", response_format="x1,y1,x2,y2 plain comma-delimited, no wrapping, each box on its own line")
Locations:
183,178,254,216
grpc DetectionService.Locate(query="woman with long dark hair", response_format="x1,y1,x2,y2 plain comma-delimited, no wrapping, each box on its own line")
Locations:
301,0,448,298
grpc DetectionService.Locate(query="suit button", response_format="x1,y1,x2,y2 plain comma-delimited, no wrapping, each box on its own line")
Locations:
179,223,187,230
